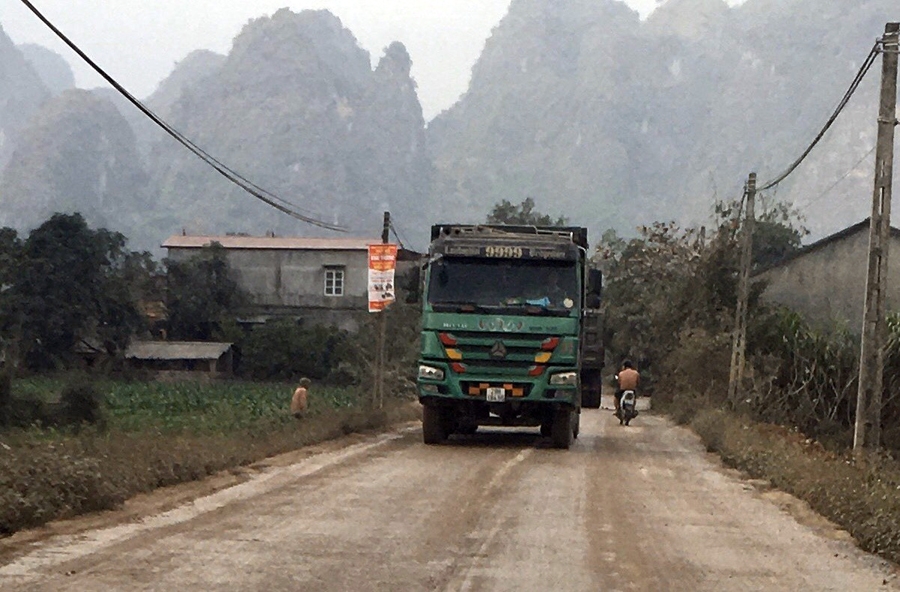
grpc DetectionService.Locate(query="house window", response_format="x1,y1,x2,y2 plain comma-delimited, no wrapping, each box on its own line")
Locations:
324,267,345,296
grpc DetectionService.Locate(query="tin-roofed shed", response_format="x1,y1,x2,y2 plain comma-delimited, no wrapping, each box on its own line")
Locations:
125,341,233,379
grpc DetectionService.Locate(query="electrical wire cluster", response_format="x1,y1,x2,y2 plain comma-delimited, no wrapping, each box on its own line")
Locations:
19,0,346,232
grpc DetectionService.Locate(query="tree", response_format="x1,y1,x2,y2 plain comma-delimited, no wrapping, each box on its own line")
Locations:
0,227,23,348
752,197,807,268
486,197,568,226
164,243,248,340
239,320,353,381
599,197,808,399
600,222,707,368
12,213,146,369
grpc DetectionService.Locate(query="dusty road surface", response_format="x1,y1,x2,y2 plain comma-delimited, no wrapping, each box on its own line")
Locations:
2,396,898,591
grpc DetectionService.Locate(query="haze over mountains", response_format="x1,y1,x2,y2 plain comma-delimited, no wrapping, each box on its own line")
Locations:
0,0,896,252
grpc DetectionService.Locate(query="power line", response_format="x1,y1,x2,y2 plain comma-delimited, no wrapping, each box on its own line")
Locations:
389,220,408,250
809,145,877,206
19,0,346,233
758,41,881,191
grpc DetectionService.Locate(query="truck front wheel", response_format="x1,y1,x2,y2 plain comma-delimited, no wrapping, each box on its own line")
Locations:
551,408,573,449
423,405,448,444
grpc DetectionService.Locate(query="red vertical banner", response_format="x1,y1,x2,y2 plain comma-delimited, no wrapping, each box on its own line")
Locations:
368,244,398,312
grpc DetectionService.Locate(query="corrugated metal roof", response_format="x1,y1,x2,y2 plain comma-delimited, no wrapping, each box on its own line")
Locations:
125,341,233,361
161,235,379,251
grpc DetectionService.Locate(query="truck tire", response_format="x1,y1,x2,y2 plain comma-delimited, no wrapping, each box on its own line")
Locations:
581,387,601,409
573,411,580,439
581,371,602,409
551,408,573,449
423,405,447,444
457,422,477,436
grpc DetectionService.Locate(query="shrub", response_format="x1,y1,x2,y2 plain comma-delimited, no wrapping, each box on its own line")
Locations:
0,370,10,426
744,308,858,438
0,442,125,534
56,379,106,429
239,320,354,381
656,328,731,411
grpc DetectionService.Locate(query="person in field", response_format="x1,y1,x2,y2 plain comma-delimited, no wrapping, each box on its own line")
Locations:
291,378,311,419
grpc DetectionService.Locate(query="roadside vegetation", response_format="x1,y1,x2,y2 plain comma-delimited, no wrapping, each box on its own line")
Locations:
0,377,416,536
601,198,900,564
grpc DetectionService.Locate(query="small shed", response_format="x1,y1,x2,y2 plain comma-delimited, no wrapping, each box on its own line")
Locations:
125,341,234,379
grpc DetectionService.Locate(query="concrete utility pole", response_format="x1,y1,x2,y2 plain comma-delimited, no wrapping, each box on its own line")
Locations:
375,211,391,409
728,172,756,404
855,22,899,453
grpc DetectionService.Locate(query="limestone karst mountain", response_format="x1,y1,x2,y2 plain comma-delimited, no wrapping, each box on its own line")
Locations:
428,0,898,241
17,43,75,96
0,27,50,171
145,9,432,245
0,90,153,247
1,0,897,252
95,49,227,161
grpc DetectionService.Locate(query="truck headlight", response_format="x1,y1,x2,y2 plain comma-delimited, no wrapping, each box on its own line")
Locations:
549,371,577,386
418,365,445,381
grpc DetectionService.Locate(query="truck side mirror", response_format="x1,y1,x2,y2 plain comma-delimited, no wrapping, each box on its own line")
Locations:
587,269,602,304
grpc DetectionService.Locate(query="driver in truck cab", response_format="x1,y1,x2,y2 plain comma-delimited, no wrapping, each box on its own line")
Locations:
615,360,640,415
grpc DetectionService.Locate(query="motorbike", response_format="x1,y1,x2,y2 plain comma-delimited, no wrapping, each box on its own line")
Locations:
617,389,638,426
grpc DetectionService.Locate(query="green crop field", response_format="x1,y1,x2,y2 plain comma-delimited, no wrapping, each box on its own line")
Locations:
11,376,367,434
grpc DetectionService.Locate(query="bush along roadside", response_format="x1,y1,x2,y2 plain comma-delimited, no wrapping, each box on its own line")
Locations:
0,399,418,537
684,407,900,565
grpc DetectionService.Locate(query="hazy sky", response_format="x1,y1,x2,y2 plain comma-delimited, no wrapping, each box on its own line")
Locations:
1,0,740,119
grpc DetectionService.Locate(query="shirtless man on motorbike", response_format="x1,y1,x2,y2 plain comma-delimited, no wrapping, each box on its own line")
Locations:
615,360,640,416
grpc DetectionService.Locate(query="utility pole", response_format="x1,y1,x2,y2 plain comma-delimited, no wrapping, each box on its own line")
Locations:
375,211,391,409
854,22,899,453
728,172,756,404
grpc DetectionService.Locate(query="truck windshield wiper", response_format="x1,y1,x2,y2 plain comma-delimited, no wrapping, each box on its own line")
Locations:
431,301,488,313
487,302,569,316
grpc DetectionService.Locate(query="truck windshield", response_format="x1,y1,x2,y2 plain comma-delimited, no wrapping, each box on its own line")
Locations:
428,257,579,312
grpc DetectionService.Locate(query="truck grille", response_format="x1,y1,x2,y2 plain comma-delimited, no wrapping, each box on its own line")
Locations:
440,331,560,376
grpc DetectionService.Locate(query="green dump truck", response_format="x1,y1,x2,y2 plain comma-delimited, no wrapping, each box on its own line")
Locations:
416,224,604,449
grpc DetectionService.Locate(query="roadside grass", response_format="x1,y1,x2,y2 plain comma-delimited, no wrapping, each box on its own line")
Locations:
663,399,900,566
0,377,418,537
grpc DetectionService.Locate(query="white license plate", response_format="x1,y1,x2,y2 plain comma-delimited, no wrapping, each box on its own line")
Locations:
486,387,506,402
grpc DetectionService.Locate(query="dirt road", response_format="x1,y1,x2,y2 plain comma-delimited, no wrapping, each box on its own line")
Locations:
2,397,898,591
